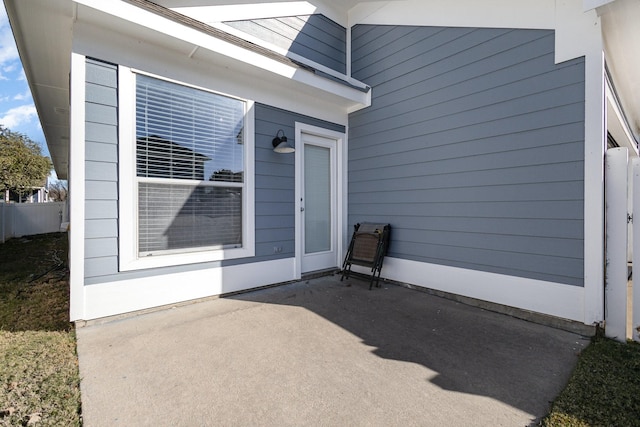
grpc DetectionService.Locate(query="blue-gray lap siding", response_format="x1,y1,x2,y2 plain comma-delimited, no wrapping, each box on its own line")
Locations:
83,57,344,284
349,26,585,286
254,104,344,266
84,59,119,280
225,14,346,74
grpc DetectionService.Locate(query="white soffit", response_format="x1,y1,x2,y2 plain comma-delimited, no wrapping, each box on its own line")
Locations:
598,0,640,144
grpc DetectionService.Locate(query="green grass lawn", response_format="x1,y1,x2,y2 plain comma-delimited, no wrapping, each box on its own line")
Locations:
541,333,640,426
0,233,81,426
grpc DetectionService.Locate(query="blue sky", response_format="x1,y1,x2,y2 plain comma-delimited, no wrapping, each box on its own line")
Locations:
0,3,49,159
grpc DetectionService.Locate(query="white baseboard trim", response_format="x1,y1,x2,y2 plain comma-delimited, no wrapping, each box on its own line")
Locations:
351,257,585,323
78,258,295,321
79,256,587,324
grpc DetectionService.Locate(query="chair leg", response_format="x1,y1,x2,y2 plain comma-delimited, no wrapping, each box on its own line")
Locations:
341,264,351,282
373,267,382,288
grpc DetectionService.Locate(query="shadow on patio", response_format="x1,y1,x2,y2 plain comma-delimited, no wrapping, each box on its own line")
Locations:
225,273,589,424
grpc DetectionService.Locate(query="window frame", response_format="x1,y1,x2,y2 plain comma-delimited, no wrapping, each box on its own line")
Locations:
119,67,255,271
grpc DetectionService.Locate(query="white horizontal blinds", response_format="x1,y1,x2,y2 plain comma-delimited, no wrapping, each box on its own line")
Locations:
136,75,244,181
138,183,242,253
135,74,245,255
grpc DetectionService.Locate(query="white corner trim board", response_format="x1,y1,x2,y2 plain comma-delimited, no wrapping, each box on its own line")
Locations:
352,257,585,323
69,53,87,322
78,258,296,321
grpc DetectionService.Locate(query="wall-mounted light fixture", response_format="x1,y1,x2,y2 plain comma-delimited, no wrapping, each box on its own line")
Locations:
272,129,295,153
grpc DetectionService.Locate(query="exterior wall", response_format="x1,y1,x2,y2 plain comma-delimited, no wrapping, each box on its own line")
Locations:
65,0,603,323
349,26,585,286
83,57,344,286
225,14,347,74
68,2,355,319
84,59,119,280
255,104,344,264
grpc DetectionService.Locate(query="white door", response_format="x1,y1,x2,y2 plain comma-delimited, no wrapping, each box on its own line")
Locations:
298,131,338,274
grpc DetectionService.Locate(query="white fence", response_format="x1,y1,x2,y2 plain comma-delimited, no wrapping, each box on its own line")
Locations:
0,201,67,243
605,148,640,343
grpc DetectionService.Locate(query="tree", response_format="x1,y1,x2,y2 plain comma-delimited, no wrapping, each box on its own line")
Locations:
48,181,68,202
0,125,52,202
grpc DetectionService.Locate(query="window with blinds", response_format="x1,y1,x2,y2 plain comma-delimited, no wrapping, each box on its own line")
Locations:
135,74,245,256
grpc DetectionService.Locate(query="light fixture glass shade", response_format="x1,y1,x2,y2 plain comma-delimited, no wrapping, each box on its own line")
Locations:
272,132,295,153
273,139,295,153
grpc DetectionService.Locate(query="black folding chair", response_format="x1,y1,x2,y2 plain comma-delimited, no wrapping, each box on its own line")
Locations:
341,223,391,289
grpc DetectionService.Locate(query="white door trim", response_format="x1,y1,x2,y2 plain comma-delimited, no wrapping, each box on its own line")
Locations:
294,123,347,279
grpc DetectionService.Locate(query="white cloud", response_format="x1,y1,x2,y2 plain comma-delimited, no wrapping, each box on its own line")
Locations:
0,104,37,129
13,89,31,101
0,3,19,78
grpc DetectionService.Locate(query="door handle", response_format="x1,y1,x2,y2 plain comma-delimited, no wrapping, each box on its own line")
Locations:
300,207,305,212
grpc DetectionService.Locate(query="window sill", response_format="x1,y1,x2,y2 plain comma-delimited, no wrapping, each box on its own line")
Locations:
119,246,254,271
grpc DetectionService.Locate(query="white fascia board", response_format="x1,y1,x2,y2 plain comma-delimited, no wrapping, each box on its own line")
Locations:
172,2,318,23
291,68,369,107
74,0,367,107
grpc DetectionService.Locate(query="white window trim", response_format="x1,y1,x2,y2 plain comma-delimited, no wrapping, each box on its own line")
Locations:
118,66,255,271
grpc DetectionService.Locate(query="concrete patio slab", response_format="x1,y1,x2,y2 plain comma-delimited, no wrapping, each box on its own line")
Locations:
76,274,589,426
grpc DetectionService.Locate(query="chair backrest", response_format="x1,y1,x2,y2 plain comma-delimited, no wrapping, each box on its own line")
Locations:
351,223,389,263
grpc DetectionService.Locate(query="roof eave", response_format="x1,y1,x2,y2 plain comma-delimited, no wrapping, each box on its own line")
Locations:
79,0,370,107
4,0,74,179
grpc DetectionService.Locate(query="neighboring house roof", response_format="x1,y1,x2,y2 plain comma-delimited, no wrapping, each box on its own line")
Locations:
137,136,213,181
